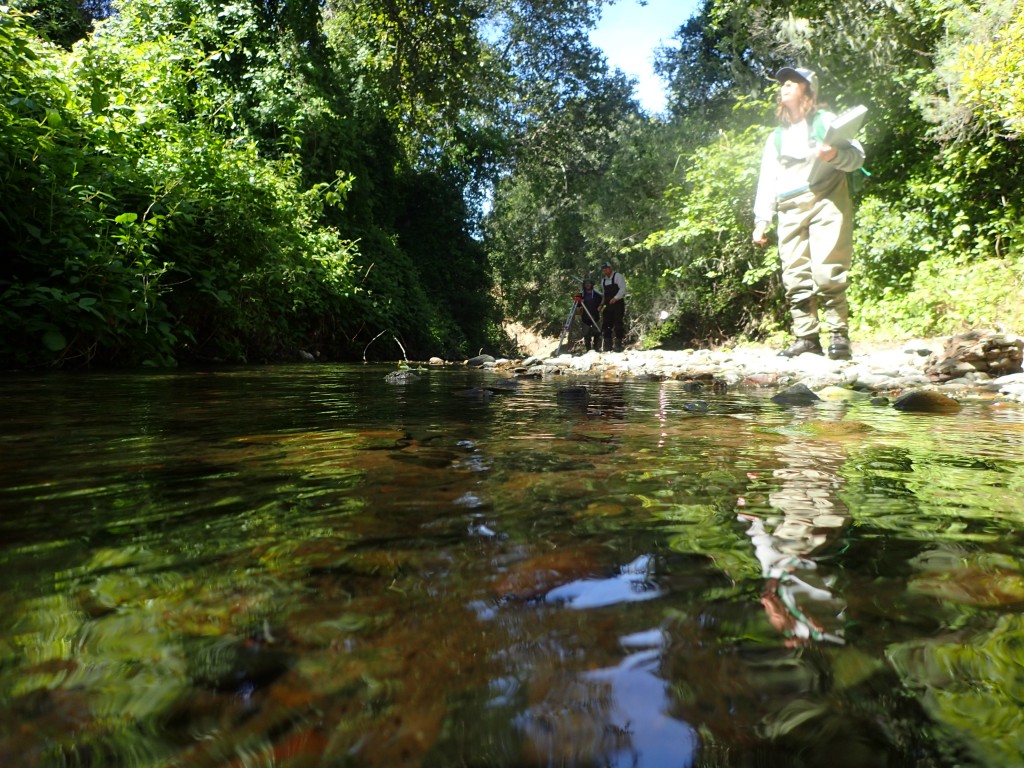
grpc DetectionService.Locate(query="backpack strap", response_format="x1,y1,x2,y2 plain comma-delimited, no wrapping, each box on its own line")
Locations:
774,110,835,156
812,110,833,142
772,110,870,197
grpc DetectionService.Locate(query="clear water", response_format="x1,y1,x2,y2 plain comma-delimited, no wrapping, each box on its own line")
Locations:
2,365,1024,767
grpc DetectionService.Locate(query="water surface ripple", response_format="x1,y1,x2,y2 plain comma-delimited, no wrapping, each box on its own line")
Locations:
1,365,1022,767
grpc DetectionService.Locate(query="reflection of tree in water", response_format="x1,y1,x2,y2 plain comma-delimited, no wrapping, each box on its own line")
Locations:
515,673,623,765
516,643,700,767
585,381,629,420
487,551,699,767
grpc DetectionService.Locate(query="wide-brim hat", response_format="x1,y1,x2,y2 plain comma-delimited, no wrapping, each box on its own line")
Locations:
775,66,818,97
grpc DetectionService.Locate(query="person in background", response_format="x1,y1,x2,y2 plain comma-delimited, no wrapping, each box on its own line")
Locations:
579,279,603,353
752,66,865,360
599,261,627,353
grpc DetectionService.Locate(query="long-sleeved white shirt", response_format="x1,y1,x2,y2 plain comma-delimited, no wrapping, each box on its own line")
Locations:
753,114,865,227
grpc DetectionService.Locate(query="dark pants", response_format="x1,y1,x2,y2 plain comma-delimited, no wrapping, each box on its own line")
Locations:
602,301,625,350
582,320,600,350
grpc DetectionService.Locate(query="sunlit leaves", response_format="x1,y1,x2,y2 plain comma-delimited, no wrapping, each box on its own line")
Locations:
954,6,1024,137
1,2,366,367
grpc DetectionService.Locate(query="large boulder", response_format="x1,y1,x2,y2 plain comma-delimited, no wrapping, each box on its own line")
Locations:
926,330,1024,382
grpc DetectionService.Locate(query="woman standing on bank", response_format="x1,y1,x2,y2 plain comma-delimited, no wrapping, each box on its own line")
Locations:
753,67,865,360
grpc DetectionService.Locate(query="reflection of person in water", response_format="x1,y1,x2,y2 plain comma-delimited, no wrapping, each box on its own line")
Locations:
739,420,849,645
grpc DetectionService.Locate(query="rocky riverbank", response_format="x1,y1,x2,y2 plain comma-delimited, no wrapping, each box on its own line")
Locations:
458,329,1024,406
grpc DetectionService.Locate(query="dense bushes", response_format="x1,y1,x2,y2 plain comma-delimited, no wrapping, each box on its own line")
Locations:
0,8,359,366
1,0,508,368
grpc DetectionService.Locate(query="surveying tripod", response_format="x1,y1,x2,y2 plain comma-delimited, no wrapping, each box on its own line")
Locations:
556,292,601,356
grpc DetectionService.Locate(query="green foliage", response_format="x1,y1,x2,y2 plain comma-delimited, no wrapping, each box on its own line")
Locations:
6,0,1024,365
638,102,787,344
956,8,1024,136
849,196,939,295
3,0,542,367
0,4,363,366
12,0,92,48
851,253,1024,339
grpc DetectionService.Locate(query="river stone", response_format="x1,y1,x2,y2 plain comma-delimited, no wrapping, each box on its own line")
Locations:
567,357,594,372
903,341,937,357
993,372,1024,386
926,330,1024,381
771,383,821,405
816,385,870,402
997,382,1024,402
799,371,858,391
384,370,421,384
466,354,496,367
892,390,962,413
455,387,495,399
949,380,981,392
890,374,933,389
556,386,589,402
744,372,782,387
853,372,896,390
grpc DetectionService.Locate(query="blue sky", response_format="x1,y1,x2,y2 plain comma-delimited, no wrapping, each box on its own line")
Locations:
589,0,701,113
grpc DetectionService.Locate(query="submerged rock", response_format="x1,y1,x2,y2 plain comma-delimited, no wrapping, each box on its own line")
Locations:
384,369,421,384
892,390,962,413
816,385,871,402
771,383,821,406
556,386,589,402
455,387,495,400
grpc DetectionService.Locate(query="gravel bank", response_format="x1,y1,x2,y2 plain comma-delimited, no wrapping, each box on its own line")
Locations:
471,335,1024,405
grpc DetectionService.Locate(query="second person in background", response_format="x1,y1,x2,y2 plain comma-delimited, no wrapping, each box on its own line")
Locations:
599,261,627,353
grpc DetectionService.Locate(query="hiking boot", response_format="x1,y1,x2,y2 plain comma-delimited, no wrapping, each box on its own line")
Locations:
778,337,823,357
828,334,852,360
